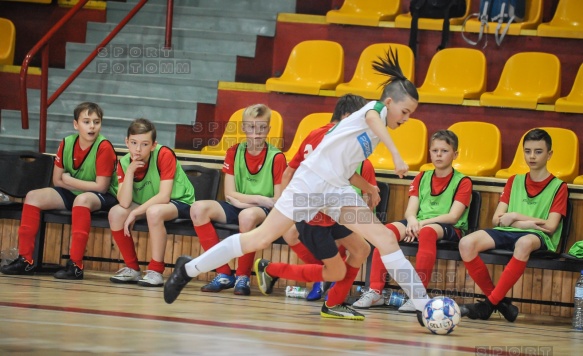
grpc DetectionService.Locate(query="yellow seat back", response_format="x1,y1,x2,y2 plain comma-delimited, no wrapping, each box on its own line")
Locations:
418,48,486,105
555,63,583,114
480,52,561,110
266,40,344,95
495,127,579,182
200,108,284,156
421,122,501,176
0,18,16,66
326,0,402,26
538,0,583,38
335,43,414,100
368,118,427,171
283,113,332,162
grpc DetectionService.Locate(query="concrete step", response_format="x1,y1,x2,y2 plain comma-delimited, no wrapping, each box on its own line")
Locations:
107,2,277,36
48,68,218,103
65,42,237,81
25,89,197,127
125,0,296,13
0,108,176,151
85,22,257,57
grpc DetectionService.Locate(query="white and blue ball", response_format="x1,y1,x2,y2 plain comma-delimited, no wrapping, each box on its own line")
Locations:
422,296,461,335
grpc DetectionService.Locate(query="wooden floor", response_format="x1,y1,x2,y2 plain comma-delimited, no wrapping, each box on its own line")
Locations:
0,272,581,355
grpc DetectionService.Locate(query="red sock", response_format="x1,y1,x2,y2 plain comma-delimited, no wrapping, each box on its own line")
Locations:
235,252,256,277
147,259,166,274
464,255,495,297
18,204,41,261
385,223,402,243
266,263,323,282
111,229,139,271
415,228,438,288
488,257,527,305
326,263,359,306
69,206,91,268
290,242,322,265
369,248,386,291
195,222,231,275
338,245,347,260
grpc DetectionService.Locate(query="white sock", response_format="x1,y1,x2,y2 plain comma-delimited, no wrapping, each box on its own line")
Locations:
184,233,243,277
381,250,429,311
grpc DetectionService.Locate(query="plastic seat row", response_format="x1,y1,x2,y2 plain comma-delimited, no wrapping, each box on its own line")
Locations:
266,40,583,113
195,106,581,183
325,0,582,39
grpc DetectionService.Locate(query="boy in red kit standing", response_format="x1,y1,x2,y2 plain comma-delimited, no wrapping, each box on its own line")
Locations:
108,118,195,287
190,104,287,295
1,102,118,280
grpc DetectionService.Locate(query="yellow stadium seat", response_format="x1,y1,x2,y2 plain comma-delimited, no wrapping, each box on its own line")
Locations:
394,1,470,30
0,18,16,66
538,0,583,39
283,113,333,161
335,43,414,100
463,0,542,36
420,121,501,176
573,175,583,185
555,63,583,114
480,52,561,110
200,108,284,156
495,127,579,182
368,118,427,171
417,48,486,105
325,0,402,27
265,40,344,96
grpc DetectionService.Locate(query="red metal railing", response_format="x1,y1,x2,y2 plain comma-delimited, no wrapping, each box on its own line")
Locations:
20,0,174,152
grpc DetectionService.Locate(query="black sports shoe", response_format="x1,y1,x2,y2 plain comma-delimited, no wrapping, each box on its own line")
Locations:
0,255,35,275
462,299,494,320
54,260,84,280
164,255,193,304
416,310,426,327
496,297,519,322
254,258,278,295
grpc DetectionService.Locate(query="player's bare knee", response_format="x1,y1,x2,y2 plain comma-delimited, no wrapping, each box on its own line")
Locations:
458,238,474,260
145,205,163,224
350,242,370,262
190,203,207,225
72,193,92,208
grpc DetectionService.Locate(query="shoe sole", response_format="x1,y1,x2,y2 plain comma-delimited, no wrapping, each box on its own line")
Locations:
137,281,163,287
234,290,251,296
54,275,83,280
320,311,364,321
110,278,139,284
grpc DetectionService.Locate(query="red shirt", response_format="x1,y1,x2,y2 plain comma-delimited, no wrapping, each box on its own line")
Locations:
222,143,286,185
500,173,568,217
288,123,335,170
54,138,117,178
117,146,176,183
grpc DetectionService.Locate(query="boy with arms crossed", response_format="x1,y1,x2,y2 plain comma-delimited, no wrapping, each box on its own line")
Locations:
460,128,568,322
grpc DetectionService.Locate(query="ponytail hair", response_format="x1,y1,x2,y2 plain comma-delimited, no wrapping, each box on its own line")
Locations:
372,47,418,102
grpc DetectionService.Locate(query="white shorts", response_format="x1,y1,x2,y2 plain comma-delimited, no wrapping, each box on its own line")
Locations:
275,167,367,223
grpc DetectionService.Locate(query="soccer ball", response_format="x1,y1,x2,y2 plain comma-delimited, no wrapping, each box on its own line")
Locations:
422,296,461,335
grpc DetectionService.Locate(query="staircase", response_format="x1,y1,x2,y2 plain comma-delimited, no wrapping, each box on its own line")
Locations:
0,0,295,152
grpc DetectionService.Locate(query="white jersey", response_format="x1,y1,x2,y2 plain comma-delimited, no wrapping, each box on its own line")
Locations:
300,101,387,187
